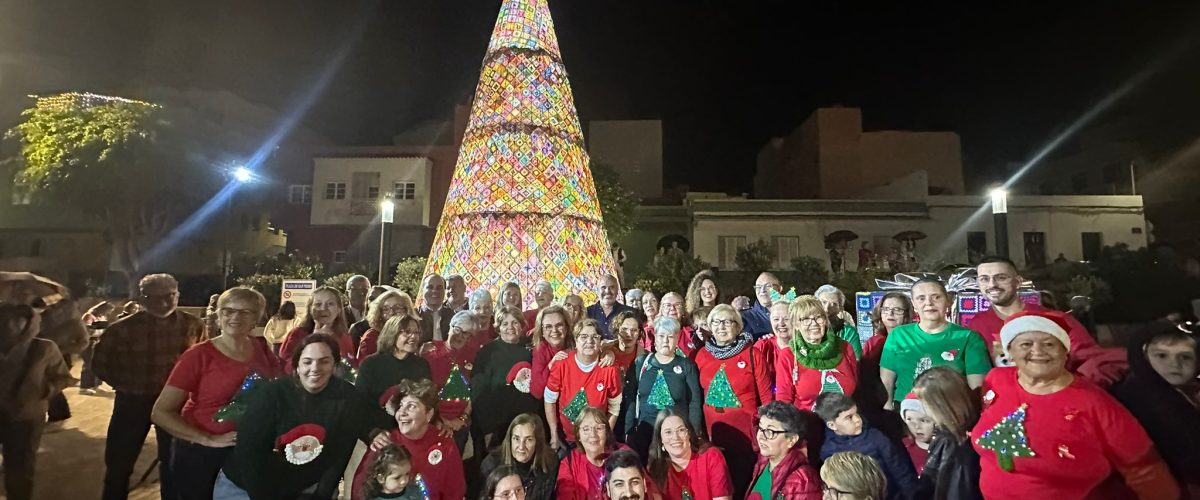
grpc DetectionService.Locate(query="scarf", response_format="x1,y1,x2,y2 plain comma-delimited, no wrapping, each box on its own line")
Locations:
789,331,844,370
704,331,753,360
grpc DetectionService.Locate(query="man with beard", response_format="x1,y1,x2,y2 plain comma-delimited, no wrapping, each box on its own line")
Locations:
965,256,1126,386
586,275,636,340
603,449,658,500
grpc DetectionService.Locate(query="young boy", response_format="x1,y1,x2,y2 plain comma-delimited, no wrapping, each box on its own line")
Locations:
899,393,933,476
816,392,917,500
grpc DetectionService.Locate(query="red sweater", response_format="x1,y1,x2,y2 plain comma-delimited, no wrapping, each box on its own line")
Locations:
356,328,381,361
747,446,822,500
556,446,632,500
278,327,354,373
421,341,478,420
694,345,773,450
545,352,622,441
165,338,281,435
753,336,787,395
971,367,1178,500
774,341,859,411
663,446,733,500
903,436,929,476
531,341,564,402
352,427,464,500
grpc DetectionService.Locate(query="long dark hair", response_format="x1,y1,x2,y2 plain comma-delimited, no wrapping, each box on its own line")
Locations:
647,407,707,490
501,413,555,474
364,444,413,498
479,465,521,500
276,301,296,321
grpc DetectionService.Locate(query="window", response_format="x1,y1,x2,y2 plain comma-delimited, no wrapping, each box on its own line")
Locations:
772,236,800,269
393,182,416,200
324,182,346,200
332,251,347,264
352,172,381,199
717,236,747,270
967,231,988,265
289,184,312,204
1081,232,1102,262
1023,232,1047,268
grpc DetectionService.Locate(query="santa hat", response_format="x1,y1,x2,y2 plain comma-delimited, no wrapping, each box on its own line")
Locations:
275,424,326,465
999,310,1072,355
899,392,924,416
506,361,532,385
380,384,401,409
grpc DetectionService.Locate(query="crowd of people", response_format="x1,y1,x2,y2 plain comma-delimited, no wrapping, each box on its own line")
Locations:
1,254,1198,500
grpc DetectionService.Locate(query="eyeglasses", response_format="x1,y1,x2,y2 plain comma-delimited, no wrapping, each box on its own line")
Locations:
879,307,907,316
576,334,601,343
661,427,689,439
796,317,824,326
398,328,422,336
379,305,408,314
753,284,778,291
220,308,259,317
661,303,681,311
756,425,790,440
494,485,527,499
710,319,737,328
822,484,853,499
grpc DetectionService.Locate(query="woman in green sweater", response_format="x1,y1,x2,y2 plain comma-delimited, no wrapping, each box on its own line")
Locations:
471,306,540,442
356,315,433,405
624,316,704,462
214,333,394,500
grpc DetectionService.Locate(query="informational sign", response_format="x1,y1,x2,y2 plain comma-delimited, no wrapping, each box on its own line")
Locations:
281,280,318,312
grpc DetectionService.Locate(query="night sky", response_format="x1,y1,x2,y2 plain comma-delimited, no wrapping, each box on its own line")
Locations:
3,0,1199,193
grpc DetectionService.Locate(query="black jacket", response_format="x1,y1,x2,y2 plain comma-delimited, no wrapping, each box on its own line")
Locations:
914,429,982,500
1111,321,1200,489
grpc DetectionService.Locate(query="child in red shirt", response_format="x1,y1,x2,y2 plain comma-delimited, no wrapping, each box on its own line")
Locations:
899,393,932,476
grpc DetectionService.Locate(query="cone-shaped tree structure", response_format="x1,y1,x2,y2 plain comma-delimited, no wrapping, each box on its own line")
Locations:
423,0,617,305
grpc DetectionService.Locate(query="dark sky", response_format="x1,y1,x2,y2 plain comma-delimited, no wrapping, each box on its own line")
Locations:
4,0,1199,193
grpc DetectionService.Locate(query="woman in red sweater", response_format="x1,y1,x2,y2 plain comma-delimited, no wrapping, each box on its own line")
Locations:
971,311,1178,500
419,310,479,453
775,296,858,411
356,290,418,362
647,408,733,500
694,304,773,497
355,379,464,500
610,311,645,378
556,407,628,500
753,301,794,396
544,319,622,451
530,305,573,402
278,287,354,373
152,287,282,500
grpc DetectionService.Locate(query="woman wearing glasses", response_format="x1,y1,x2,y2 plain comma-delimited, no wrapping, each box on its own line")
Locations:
356,315,433,405
819,451,887,500
855,293,913,411
481,465,527,500
152,287,282,500
775,296,859,411
747,402,822,500
544,319,623,453
357,291,420,362
530,306,574,404
694,304,773,496
625,316,704,460
647,408,733,500
556,407,629,500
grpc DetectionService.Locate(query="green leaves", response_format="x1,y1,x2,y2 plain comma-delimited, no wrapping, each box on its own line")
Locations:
590,162,639,245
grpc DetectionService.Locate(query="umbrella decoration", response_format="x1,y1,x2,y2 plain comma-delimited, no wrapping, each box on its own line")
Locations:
0,271,68,306
893,230,927,241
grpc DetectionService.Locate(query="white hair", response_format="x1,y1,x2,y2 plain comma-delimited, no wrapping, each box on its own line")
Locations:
653,316,681,336
815,284,844,302
469,288,493,309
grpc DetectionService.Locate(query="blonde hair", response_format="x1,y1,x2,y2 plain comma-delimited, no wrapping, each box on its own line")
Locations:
788,295,827,328
377,315,421,356
912,366,980,441
366,290,417,330
493,306,526,332
531,305,572,349
495,282,523,312
217,287,267,320
706,303,743,333
820,451,887,500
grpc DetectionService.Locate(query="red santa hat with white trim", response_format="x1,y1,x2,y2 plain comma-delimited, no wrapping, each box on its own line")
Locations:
999,310,1073,355
899,392,924,416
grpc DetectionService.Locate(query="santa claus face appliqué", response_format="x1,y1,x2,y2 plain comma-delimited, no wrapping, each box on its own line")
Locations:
277,424,326,465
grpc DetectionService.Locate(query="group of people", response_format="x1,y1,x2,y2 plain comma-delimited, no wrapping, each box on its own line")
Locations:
1,253,1198,500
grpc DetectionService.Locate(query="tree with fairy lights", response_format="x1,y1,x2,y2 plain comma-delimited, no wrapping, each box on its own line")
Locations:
562,389,589,423
438,364,471,401
705,365,741,411
422,0,618,305
977,403,1036,471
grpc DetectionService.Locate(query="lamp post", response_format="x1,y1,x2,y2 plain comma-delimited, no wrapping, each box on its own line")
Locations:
990,187,1009,258
223,166,253,289
379,197,395,285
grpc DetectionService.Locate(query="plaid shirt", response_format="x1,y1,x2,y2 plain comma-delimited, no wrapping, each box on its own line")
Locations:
93,310,206,395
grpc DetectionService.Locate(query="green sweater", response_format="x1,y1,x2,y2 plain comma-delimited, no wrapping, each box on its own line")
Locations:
836,322,863,360
223,377,394,500
623,353,703,433
356,353,432,405
471,339,539,435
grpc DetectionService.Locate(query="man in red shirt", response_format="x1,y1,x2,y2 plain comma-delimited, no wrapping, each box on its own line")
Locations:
965,256,1126,386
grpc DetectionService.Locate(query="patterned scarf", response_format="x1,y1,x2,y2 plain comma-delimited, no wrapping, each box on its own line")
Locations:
704,331,753,360
789,331,844,370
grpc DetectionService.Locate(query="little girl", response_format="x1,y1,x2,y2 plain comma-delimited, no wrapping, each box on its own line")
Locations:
900,393,933,475
364,444,427,500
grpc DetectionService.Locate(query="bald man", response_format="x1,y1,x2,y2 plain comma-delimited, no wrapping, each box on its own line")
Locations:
741,272,781,339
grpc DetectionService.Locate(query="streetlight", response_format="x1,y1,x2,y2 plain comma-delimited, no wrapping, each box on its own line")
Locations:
224,166,251,288
990,187,1009,258
379,197,395,285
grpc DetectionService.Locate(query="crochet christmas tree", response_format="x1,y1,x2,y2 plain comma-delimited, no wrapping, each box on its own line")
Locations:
914,355,932,381
705,364,741,411
438,364,471,402
977,403,1036,472
647,369,674,409
562,388,590,423
422,0,617,305
213,372,263,423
